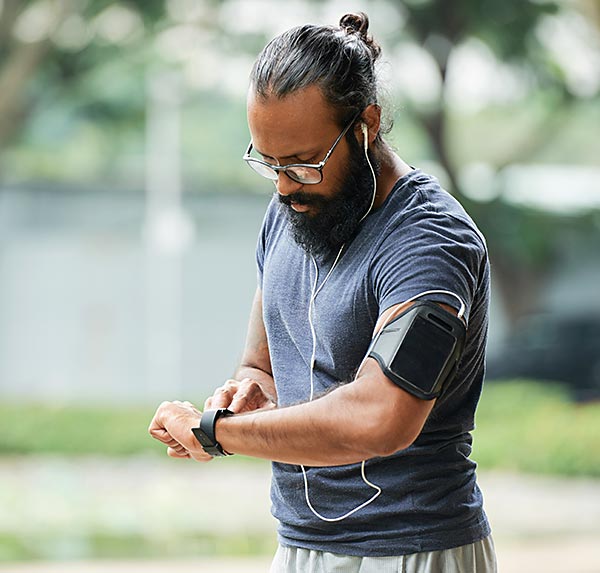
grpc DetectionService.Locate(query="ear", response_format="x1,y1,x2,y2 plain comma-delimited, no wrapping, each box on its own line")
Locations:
354,104,381,148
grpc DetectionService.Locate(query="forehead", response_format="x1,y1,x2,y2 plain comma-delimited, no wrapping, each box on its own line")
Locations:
247,85,340,157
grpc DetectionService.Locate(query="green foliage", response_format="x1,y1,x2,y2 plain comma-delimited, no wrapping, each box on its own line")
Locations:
397,0,561,85
2,381,600,477
402,0,558,46
0,531,276,562
0,402,163,456
387,0,595,317
474,380,600,477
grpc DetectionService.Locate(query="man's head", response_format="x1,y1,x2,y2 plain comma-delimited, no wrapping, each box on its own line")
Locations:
245,13,389,256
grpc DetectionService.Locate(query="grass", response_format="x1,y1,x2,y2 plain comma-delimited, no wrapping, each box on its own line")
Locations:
0,532,277,562
474,380,600,477
1,380,599,476
0,382,598,562
0,402,163,457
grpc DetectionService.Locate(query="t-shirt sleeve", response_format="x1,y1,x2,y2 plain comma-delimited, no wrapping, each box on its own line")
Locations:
371,209,487,324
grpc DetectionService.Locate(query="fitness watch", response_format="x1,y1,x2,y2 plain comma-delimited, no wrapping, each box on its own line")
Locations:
191,408,234,457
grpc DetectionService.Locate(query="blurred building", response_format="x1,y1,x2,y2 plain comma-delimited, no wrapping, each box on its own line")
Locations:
1,168,599,404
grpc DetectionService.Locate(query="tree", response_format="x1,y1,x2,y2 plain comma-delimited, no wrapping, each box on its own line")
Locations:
2,0,597,322
387,0,599,322
0,0,166,153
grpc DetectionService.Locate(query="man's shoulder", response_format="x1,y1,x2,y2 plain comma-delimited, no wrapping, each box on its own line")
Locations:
381,170,487,252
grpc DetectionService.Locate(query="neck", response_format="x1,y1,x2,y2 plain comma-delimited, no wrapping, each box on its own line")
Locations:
372,144,412,210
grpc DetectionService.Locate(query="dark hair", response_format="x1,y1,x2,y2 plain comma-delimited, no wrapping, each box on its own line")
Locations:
250,12,389,141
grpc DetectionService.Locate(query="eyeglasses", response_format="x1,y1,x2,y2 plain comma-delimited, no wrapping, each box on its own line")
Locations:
242,113,360,185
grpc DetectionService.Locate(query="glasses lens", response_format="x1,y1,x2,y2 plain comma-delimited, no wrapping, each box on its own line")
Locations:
246,159,278,181
286,166,322,185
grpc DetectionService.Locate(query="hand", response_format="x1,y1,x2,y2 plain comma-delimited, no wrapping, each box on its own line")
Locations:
204,377,276,414
148,400,213,462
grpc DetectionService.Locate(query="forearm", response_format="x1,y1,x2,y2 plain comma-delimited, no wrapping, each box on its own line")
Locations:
217,390,374,466
232,286,276,405
150,363,433,466
233,364,277,405
216,363,433,467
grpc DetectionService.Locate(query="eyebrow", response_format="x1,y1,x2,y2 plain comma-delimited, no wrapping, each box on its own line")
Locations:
254,146,316,162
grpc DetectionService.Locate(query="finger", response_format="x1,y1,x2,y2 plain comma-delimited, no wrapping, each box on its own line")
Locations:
167,446,190,458
148,401,174,437
149,426,175,445
189,449,213,463
228,390,251,413
205,379,240,410
229,379,263,413
210,387,234,409
165,438,188,452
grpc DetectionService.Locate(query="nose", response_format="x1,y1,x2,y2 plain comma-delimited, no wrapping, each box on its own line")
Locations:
275,171,303,197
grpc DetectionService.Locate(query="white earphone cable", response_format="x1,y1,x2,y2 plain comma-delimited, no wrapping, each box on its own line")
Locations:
358,122,377,224
301,122,467,523
301,123,382,522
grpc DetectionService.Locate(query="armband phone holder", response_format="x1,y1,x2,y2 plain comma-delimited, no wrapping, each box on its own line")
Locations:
367,301,466,400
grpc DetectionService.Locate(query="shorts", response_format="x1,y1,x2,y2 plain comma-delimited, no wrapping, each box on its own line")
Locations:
270,535,497,573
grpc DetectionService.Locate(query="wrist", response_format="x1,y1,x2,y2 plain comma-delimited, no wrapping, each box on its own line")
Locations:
191,409,234,457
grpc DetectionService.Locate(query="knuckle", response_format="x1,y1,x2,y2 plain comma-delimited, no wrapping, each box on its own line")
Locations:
248,381,261,392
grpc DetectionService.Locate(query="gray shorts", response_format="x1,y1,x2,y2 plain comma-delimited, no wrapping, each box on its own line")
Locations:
270,535,497,573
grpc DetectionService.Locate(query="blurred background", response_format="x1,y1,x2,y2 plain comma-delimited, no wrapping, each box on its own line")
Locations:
0,0,599,571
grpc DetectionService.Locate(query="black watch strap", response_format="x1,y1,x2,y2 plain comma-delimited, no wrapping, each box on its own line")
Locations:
191,408,234,457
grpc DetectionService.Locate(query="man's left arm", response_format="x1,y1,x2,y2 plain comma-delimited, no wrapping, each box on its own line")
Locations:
149,301,457,466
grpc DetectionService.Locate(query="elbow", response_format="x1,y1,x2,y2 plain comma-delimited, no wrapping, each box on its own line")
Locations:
371,435,416,459
360,417,420,459
332,372,434,461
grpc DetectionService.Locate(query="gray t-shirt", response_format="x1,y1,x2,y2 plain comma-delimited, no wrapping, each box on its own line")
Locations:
256,169,491,557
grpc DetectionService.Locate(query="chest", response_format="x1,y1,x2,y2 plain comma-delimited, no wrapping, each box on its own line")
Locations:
262,239,378,386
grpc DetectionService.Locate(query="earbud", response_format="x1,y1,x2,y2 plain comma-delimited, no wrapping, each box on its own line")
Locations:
361,123,368,151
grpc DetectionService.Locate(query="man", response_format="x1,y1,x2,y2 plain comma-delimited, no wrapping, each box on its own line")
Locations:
149,12,497,572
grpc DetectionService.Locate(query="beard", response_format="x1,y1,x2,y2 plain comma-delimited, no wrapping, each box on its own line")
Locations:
278,139,379,257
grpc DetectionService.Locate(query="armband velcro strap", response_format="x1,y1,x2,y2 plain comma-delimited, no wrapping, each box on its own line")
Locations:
367,301,466,400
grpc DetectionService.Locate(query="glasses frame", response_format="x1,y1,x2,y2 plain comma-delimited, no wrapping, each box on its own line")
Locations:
243,112,361,185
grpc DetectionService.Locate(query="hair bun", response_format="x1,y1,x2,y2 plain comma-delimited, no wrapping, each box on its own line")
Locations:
339,12,381,59
339,12,369,36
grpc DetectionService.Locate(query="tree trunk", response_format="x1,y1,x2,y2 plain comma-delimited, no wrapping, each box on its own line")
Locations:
0,40,53,149
0,0,76,151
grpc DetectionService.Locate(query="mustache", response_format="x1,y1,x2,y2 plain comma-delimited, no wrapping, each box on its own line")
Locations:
277,191,326,208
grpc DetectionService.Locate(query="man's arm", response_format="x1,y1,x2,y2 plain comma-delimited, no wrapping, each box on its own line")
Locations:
216,357,433,466
204,287,277,413
150,301,454,466
214,300,443,466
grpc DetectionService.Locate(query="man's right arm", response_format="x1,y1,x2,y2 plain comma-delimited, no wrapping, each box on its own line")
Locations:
204,287,277,413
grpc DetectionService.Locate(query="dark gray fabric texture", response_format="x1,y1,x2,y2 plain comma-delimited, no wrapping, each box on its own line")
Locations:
256,168,492,556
